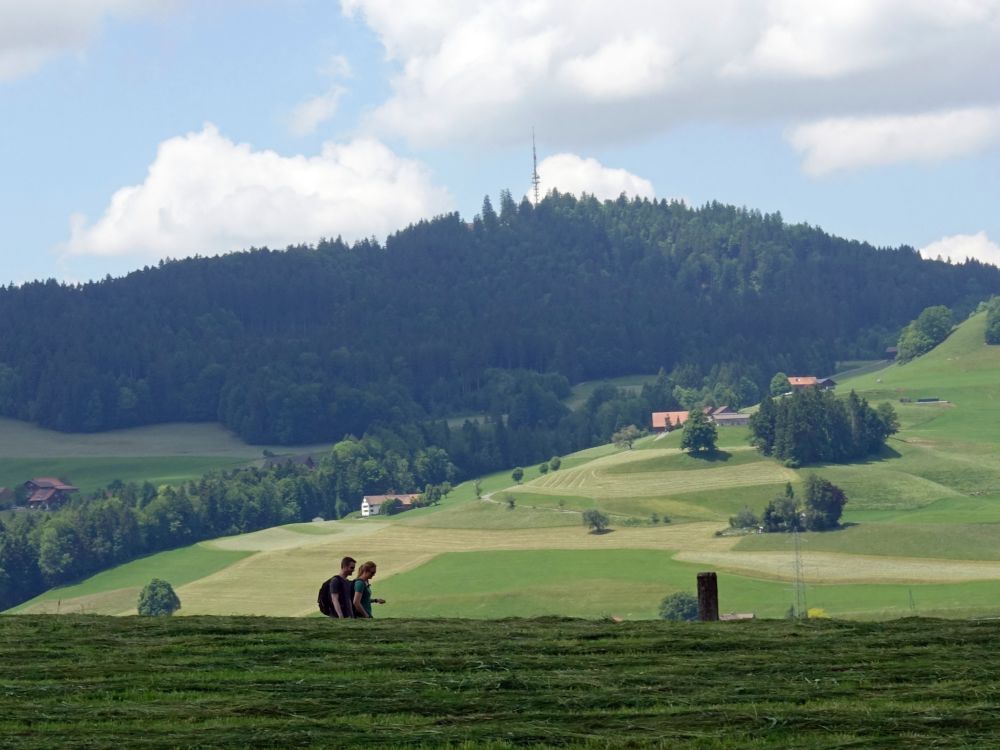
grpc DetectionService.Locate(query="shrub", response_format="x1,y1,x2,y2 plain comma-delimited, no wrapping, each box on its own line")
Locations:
729,507,759,529
659,592,699,621
137,579,181,616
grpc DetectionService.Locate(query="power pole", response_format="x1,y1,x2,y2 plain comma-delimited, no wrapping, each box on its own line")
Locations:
531,128,541,206
792,528,807,618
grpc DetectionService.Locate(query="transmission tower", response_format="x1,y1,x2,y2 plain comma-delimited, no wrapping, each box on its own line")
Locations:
531,128,541,206
792,528,808,618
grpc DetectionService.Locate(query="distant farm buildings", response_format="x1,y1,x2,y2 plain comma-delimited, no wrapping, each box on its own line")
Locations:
787,376,837,390
361,493,421,517
651,411,691,432
651,406,749,432
24,477,78,510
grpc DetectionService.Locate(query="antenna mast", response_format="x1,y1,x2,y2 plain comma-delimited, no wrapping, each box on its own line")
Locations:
531,128,541,206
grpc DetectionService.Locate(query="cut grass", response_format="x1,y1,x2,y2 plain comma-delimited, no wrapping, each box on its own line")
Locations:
604,447,764,474
7,616,1000,748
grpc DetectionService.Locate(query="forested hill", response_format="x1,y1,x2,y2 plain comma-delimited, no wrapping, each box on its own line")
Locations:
1,192,997,445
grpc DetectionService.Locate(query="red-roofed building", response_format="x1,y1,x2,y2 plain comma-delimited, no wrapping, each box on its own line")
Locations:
24,477,78,510
788,376,836,390
651,411,690,432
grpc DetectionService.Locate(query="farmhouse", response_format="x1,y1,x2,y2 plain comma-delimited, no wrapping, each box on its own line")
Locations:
361,493,421,517
24,477,78,510
788,376,837,390
652,406,749,430
712,411,750,427
651,411,689,432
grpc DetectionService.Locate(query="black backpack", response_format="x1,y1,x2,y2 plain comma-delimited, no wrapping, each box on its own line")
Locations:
317,577,335,616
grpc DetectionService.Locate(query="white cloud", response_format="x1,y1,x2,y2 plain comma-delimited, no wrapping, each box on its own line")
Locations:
289,87,347,136
919,232,1000,266
559,34,674,100
0,1,173,82
288,55,352,136
63,124,454,259
787,107,1000,176
725,0,999,80
534,154,654,201
341,0,1000,170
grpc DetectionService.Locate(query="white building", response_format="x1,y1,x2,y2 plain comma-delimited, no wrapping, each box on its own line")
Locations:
361,494,421,517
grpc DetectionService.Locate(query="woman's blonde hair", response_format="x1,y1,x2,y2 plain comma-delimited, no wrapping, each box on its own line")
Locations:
357,561,377,578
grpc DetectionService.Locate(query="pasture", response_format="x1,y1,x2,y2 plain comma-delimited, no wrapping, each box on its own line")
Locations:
5,615,1000,748
0,418,332,496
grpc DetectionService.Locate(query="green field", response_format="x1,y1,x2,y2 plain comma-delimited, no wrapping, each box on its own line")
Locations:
0,456,250,496
0,418,333,498
7,310,1000,621
4,616,1000,748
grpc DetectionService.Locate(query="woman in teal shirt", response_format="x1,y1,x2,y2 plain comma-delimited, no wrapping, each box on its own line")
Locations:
352,561,385,618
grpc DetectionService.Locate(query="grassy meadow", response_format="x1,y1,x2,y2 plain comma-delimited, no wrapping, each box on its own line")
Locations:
5,615,1000,748
7,310,1000,621
0,418,332,497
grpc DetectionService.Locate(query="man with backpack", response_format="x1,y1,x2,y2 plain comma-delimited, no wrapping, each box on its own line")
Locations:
319,556,356,618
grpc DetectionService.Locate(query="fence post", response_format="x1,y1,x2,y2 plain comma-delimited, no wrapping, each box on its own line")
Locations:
697,572,719,622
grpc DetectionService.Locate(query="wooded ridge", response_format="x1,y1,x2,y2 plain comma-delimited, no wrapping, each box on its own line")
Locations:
1,192,996,446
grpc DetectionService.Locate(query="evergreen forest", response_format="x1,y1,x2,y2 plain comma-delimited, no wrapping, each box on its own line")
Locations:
1,192,997,471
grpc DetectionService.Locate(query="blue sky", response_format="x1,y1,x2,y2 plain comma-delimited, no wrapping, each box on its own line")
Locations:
2,0,1000,285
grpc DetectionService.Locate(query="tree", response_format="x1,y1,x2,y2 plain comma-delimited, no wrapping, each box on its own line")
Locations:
582,508,610,534
511,467,524,483
504,493,516,510
473,479,483,499
749,395,777,455
761,496,801,533
549,456,561,471
897,305,953,362
680,409,717,454
381,498,403,515
137,578,181,616
611,424,641,450
659,592,699,621
802,474,847,531
986,297,1000,345
538,462,549,474
876,402,900,436
729,507,759,529
769,372,791,396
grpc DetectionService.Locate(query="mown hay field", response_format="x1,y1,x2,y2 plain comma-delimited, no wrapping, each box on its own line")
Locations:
4,615,1000,749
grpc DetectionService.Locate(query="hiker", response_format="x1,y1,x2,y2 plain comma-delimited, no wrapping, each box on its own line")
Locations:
352,561,386,619
327,556,357,618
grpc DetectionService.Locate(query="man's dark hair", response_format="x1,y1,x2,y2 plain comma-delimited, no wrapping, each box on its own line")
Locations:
340,556,356,569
